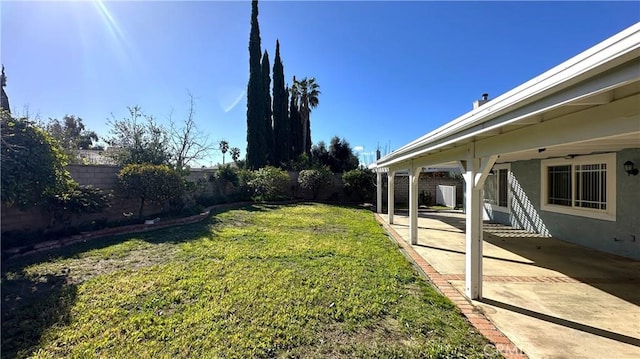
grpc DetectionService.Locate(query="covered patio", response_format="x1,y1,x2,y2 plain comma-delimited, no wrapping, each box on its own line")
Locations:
370,23,639,358
377,211,640,358
372,23,640,301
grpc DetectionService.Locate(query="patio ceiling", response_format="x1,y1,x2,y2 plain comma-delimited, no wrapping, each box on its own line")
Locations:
373,24,640,171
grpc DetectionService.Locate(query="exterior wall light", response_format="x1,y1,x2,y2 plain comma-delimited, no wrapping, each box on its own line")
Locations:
623,160,638,176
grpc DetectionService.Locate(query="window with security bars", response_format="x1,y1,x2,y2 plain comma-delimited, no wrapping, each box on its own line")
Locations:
575,163,606,210
547,163,607,209
541,153,615,221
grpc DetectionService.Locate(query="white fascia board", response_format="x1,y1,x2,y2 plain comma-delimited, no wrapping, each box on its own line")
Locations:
376,22,640,168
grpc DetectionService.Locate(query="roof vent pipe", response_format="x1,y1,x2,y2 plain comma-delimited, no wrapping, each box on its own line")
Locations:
473,93,490,110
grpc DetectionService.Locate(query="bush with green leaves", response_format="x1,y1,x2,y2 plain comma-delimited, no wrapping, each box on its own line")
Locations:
298,167,332,200
117,164,185,218
342,168,375,202
248,166,290,201
208,164,240,201
45,185,111,227
236,168,255,201
1,111,73,208
104,106,171,166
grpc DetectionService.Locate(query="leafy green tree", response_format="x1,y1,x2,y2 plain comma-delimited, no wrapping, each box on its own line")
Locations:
117,163,185,219
272,40,289,166
1,111,73,208
219,140,229,165
230,147,241,162
328,136,359,173
104,106,170,166
298,167,332,200
311,141,329,168
342,168,375,202
248,166,290,201
261,50,274,165
2,111,110,227
246,0,266,169
44,115,100,163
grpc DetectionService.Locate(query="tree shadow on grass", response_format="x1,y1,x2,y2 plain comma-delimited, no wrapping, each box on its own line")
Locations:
0,203,280,273
1,273,77,359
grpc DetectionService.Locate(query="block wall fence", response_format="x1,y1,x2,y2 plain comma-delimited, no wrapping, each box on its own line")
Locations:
1,165,463,233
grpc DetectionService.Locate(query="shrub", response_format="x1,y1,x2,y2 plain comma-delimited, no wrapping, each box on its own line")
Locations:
118,163,185,218
45,185,111,227
286,153,311,171
248,166,290,201
342,168,375,202
1,112,73,208
298,167,332,200
236,169,255,201
419,190,433,207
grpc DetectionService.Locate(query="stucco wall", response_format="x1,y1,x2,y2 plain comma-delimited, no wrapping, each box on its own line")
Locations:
490,148,640,260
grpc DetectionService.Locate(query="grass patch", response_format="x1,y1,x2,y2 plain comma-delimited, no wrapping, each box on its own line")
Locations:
2,203,495,358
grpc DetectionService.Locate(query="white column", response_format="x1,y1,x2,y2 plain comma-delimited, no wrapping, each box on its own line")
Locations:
376,171,383,214
463,154,483,300
409,166,419,245
388,171,395,224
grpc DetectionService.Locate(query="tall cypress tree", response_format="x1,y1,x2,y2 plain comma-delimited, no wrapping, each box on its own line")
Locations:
261,50,274,165
272,40,289,166
289,78,303,160
1,65,10,114
246,0,266,169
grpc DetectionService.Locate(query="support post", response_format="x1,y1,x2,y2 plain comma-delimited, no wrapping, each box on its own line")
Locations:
463,148,483,300
409,166,419,245
376,171,383,214
388,171,395,224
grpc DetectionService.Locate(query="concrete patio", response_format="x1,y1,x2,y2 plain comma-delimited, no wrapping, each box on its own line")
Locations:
379,211,640,359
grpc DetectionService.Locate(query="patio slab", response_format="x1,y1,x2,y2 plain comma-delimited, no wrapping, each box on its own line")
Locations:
379,211,640,359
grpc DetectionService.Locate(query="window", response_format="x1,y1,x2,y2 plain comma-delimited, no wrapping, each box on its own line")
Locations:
484,165,510,211
541,153,615,221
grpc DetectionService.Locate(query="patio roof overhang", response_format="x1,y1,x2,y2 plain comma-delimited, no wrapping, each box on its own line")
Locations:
373,22,640,301
371,22,640,172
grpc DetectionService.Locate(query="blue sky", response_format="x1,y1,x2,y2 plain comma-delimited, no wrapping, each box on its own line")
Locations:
2,1,638,167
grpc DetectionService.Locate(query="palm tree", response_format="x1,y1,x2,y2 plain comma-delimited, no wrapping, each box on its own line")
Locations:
292,77,320,155
219,140,229,164
230,147,241,162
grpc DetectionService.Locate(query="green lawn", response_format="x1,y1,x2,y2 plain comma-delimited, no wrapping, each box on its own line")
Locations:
2,203,494,358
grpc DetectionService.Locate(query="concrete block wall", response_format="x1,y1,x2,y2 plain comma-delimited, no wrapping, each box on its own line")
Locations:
2,165,179,233
67,165,121,190
289,172,346,201
379,174,464,208
0,166,351,233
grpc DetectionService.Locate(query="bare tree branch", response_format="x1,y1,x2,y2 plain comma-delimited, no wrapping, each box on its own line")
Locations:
168,91,215,169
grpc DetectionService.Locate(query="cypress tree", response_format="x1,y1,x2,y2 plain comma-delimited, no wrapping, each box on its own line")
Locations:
289,79,303,160
272,40,289,166
1,65,10,114
261,50,274,165
246,0,266,169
